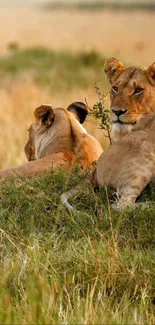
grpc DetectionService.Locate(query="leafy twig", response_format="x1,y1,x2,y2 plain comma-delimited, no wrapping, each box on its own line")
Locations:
91,83,112,144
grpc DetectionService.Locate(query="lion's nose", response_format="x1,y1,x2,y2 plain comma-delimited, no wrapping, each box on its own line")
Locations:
112,109,127,117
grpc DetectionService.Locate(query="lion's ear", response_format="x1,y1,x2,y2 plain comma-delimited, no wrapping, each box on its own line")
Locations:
34,105,55,127
104,58,124,83
67,102,88,124
145,62,155,84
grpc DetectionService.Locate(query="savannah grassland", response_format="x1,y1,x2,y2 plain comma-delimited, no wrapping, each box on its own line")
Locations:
0,5,155,324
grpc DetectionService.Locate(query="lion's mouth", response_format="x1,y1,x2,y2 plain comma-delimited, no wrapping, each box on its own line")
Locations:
113,119,137,126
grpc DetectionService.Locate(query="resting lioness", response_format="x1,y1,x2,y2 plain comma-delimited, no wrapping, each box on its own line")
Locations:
0,102,103,181
61,112,155,211
104,58,155,141
61,58,155,211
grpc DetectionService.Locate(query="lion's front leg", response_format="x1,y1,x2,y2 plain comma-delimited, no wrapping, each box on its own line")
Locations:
113,167,154,211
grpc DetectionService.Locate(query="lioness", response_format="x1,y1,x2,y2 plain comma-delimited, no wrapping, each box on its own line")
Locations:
61,112,155,211
104,58,155,141
61,59,155,211
0,102,103,181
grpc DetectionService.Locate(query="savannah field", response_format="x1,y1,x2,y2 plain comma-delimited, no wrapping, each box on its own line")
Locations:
0,3,155,324
1,7,155,168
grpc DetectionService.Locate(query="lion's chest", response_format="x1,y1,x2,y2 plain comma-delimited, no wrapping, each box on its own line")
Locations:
111,123,133,142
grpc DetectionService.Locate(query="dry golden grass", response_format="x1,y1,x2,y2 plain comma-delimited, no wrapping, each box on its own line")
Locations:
0,9,155,64
0,8,155,169
0,77,50,168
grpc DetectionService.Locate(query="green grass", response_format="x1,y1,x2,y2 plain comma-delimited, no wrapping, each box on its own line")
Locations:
0,168,155,324
0,47,108,92
44,1,155,11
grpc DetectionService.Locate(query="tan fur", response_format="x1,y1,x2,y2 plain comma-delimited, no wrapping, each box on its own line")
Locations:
95,112,155,209
104,58,155,142
61,112,155,211
61,60,155,212
0,103,103,181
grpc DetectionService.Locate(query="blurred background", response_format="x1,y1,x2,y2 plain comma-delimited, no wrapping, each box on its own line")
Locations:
0,0,155,168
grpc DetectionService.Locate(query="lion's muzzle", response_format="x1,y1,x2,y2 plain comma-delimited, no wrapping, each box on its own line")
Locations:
111,107,138,125
112,108,127,117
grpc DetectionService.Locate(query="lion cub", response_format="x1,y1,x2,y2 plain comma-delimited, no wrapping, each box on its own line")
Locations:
61,113,155,211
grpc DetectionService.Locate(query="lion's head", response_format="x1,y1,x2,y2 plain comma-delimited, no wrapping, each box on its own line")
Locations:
0,102,103,181
25,102,103,168
104,58,155,141
25,102,89,161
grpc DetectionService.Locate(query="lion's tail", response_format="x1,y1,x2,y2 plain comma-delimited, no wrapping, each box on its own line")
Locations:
60,168,98,214
60,185,80,214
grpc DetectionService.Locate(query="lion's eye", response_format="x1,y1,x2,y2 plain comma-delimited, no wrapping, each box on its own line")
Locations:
112,86,118,93
134,87,144,95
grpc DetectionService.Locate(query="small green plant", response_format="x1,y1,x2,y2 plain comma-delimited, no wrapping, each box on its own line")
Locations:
90,82,112,144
